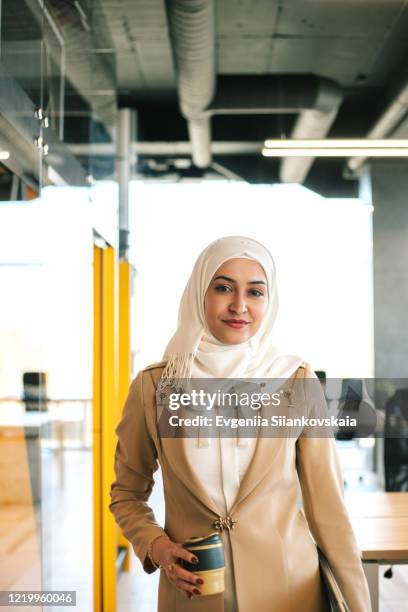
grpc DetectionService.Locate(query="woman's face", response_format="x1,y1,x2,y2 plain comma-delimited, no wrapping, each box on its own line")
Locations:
204,258,269,344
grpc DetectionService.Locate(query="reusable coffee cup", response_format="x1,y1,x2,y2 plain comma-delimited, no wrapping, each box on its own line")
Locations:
181,531,225,596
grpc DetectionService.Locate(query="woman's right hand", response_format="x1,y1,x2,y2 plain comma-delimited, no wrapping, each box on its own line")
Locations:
151,535,204,599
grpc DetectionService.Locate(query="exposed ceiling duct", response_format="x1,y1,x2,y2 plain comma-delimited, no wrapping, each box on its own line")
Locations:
279,94,342,184
210,75,343,184
69,141,265,156
347,78,408,176
165,0,216,168
165,0,343,184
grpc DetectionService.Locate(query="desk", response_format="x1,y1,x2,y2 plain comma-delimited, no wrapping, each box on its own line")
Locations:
346,491,408,519
345,492,408,612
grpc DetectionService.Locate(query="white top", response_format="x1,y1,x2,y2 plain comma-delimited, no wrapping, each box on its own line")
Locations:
185,433,257,513
185,433,257,612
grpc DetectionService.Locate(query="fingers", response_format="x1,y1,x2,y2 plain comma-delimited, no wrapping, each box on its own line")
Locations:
161,541,203,599
165,563,203,599
155,540,196,569
173,575,202,599
172,543,199,565
175,565,204,587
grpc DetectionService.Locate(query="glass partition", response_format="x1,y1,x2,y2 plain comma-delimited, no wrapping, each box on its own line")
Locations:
0,2,103,609
0,0,46,601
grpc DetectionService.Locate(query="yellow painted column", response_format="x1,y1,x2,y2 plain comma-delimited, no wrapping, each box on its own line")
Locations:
101,245,118,612
93,244,118,612
93,245,102,612
117,260,132,571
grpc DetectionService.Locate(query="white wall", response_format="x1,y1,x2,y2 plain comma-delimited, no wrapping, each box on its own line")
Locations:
130,181,374,378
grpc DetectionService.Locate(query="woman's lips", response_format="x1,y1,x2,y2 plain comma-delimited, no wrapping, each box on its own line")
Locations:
222,320,249,329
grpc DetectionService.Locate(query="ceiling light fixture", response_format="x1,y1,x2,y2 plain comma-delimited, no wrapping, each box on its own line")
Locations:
262,139,408,157
0,151,10,160
264,139,408,148
262,148,408,157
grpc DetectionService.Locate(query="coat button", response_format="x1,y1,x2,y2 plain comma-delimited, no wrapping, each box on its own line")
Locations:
213,515,237,531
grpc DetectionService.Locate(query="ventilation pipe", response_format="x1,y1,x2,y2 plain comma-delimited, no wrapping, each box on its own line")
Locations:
347,79,408,176
165,0,216,168
165,0,343,183
280,84,342,183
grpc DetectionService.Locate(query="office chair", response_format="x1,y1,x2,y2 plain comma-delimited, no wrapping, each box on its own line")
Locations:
336,379,363,440
22,371,48,412
384,389,408,492
380,388,408,580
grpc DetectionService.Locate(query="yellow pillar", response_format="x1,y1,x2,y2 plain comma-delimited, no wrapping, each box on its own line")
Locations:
93,245,102,612
93,244,118,612
101,246,118,612
117,260,132,570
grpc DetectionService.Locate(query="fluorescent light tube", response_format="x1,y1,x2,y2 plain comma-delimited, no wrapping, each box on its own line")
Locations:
262,148,408,157
263,139,408,149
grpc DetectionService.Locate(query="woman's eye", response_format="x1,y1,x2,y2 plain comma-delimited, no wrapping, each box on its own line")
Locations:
214,284,232,293
213,285,264,296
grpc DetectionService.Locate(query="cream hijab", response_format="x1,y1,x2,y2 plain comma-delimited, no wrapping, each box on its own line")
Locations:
161,235,304,382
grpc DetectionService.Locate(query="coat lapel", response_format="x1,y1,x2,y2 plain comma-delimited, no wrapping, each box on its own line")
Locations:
160,435,222,517
229,371,297,514
229,435,286,515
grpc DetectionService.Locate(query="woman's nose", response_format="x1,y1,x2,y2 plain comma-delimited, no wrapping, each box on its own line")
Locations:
228,294,248,315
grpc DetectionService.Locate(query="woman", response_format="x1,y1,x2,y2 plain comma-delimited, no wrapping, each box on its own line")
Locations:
109,236,372,612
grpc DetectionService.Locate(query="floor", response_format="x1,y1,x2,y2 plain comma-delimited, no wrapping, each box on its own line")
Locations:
117,562,159,612
41,447,93,612
379,566,408,612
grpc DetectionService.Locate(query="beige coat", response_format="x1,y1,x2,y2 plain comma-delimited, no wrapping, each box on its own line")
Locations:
109,361,372,612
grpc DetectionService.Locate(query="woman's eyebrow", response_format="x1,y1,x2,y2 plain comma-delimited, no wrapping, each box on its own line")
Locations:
213,275,267,285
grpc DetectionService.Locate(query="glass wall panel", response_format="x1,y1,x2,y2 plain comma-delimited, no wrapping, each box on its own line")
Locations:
0,0,46,603
0,2,101,609
0,202,45,600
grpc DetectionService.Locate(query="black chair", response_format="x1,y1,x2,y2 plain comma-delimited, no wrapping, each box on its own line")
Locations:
23,371,48,411
315,370,327,385
384,389,408,492
335,379,363,441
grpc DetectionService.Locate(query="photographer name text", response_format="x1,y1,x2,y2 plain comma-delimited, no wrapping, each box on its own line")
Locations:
167,415,357,428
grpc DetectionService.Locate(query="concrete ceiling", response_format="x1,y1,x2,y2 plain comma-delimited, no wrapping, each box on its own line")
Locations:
92,0,408,193
216,0,408,87
98,0,408,92
96,0,175,92
5,0,408,194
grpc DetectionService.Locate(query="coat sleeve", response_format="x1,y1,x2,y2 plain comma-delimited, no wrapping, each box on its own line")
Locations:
109,370,168,573
295,362,372,612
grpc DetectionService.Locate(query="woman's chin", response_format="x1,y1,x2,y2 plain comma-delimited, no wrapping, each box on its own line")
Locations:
216,328,251,345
